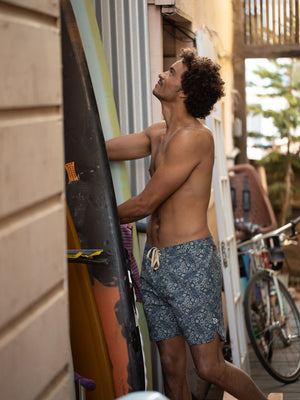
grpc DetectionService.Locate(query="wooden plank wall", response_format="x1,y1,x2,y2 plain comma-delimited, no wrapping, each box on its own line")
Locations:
0,1,72,398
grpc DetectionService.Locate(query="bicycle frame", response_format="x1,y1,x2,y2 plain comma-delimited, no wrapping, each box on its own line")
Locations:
238,230,292,332
263,270,286,332
240,216,300,383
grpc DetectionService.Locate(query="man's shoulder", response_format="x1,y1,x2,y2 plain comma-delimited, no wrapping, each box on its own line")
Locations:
191,120,212,135
176,121,213,146
147,121,166,133
145,121,166,139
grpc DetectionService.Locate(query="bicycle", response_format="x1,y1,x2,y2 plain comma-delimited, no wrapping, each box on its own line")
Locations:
237,216,300,383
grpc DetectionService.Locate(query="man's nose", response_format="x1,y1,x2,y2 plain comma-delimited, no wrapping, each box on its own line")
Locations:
159,71,167,79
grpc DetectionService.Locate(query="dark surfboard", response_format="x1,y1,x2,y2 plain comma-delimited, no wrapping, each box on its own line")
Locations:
61,0,146,396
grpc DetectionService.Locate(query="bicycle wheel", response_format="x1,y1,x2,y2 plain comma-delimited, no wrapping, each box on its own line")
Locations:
244,270,300,383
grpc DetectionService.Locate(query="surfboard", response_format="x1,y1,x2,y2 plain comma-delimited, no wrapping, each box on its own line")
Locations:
61,1,146,396
66,207,115,400
68,0,152,391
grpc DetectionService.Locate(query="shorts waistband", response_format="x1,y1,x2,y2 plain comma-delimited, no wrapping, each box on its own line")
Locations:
144,236,214,257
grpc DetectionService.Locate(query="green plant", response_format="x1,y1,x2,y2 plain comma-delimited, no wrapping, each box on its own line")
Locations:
247,59,300,224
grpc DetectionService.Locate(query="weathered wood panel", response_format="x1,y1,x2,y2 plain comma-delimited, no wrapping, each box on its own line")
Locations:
0,203,66,329
0,117,64,218
0,0,72,398
0,6,61,108
2,0,59,16
0,293,69,400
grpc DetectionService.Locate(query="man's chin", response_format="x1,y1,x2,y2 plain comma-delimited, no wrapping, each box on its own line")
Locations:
152,88,161,99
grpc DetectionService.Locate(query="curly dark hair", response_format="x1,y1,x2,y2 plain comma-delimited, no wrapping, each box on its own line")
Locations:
179,48,225,118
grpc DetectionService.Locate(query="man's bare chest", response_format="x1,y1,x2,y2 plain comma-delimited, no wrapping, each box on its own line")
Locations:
148,135,170,176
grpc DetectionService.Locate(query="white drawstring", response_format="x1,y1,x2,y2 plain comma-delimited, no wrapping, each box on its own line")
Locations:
147,247,161,271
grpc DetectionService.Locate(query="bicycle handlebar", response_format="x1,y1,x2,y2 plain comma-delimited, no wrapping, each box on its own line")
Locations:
236,216,300,249
271,215,300,237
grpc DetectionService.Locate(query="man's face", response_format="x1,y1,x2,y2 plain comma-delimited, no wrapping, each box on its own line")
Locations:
153,59,187,101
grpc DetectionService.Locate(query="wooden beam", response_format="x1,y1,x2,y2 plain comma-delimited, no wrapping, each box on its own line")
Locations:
284,0,287,43
272,0,276,44
249,0,253,44
254,0,258,42
260,0,263,43
244,43,300,58
295,0,299,43
290,0,293,43
233,0,248,163
266,0,270,43
278,0,281,44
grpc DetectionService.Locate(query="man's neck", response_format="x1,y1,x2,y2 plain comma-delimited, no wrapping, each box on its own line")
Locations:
161,102,195,132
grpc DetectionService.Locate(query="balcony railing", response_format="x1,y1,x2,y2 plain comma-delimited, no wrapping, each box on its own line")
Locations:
244,0,299,46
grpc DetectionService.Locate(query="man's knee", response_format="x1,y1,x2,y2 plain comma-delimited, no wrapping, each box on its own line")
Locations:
158,336,187,377
196,358,226,384
160,351,186,377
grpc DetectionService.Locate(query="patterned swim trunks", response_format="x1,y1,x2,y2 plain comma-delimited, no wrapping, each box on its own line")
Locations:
140,236,225,346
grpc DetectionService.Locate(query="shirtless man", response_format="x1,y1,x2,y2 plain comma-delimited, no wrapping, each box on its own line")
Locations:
106,48,267,400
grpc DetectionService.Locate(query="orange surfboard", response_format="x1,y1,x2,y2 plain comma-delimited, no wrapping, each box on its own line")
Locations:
67,207,115,400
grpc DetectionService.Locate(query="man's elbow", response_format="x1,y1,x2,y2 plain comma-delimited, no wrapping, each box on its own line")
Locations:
137,195,156,218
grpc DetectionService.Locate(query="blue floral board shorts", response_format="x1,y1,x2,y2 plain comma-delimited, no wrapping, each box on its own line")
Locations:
140,236,226,346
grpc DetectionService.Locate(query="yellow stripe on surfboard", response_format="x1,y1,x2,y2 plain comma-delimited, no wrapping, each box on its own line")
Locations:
71,0,130,205
67,249,103,259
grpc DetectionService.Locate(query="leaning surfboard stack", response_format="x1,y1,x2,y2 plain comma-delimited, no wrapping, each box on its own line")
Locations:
61,0,148,397
65,6,153,388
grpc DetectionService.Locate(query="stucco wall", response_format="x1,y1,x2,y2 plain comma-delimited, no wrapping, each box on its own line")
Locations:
173,0,235,159
0,0,72,398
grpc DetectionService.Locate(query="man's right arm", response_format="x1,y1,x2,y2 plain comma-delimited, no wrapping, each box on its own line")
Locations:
106,121,165,161
106,130,151,161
